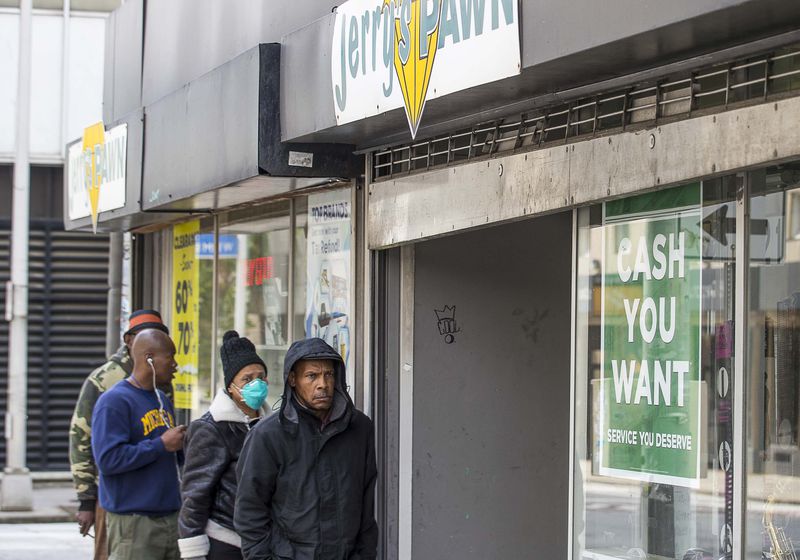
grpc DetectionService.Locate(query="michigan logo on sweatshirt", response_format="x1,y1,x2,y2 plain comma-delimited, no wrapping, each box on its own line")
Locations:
140,409,174,436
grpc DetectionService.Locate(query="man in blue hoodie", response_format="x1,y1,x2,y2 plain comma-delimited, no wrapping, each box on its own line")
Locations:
92,328,186,560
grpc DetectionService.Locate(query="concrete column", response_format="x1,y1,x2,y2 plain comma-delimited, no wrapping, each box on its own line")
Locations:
106,232,124,357
2,0,34,511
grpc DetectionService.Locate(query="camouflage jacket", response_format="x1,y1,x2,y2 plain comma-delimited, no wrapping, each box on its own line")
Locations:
69,344,132,508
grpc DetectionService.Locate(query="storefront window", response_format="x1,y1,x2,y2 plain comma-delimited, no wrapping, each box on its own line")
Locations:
217,202,292,411
574,179,738,559
747,165,800,558
167,190,353,419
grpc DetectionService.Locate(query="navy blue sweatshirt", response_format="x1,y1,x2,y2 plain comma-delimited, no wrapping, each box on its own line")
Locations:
92,379,181,515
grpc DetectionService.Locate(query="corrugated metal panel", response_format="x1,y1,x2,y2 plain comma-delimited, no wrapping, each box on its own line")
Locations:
0,221,109,471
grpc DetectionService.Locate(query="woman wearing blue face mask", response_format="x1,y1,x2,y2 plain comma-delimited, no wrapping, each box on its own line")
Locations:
178,331,268,560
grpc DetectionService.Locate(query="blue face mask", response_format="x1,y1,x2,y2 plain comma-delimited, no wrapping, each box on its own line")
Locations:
236,378,268,410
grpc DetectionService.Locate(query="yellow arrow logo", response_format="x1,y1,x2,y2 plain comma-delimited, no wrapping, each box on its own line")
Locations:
384,0,443,139
82,122,105,233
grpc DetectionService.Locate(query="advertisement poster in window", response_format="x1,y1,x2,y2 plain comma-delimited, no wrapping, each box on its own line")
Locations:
172,220,200,410
306,190,352,382
599,186,704,487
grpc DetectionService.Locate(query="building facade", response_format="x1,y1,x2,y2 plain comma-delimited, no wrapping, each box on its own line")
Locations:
1,0,113,471
68,1,800,558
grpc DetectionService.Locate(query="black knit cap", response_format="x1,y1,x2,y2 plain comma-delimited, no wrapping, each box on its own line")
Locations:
220,330,267,390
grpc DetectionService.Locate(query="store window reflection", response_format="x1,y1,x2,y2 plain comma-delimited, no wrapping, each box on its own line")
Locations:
574,179,737,560
217,205,291,411
195,228,216,420
293,198,308,342
747,165,800,558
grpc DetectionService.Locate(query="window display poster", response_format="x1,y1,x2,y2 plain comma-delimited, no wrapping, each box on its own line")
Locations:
172,220,200,410
305,190,353,380
599,199,703,487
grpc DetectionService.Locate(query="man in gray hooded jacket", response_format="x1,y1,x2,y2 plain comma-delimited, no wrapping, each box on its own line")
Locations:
234,338,378,560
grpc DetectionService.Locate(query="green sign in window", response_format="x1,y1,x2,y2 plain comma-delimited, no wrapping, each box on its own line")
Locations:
599,184,703,487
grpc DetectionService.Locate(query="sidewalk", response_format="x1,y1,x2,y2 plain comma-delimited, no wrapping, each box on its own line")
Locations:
0,475,76,524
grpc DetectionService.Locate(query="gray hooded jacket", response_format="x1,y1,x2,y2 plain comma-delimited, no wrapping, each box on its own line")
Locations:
234,338,378,560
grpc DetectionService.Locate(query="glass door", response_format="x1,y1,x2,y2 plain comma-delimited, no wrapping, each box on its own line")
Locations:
746,165,800,559
574,178,739,560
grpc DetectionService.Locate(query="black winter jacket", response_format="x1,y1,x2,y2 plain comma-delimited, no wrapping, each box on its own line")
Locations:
234,338,378,560
178,390,259,556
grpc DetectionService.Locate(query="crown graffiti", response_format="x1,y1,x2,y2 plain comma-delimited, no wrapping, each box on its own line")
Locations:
434,305,456,322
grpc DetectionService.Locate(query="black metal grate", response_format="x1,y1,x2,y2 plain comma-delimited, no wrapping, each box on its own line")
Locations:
0,221,110,471
372,45,800,181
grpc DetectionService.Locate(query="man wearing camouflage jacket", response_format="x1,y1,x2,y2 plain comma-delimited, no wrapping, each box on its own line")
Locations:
69,309,169,560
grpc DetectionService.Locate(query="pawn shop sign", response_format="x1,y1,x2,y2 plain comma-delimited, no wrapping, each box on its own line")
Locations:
67,121,127,232
331,0,521,139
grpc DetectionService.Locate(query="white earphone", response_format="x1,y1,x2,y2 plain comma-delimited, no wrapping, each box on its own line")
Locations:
145,356,170,428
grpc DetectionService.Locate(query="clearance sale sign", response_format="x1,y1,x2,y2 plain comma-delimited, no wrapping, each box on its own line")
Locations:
598,186,703,487
171,220,200,411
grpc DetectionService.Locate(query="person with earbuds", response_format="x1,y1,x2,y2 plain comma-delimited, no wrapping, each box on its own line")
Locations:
92,328,186,560
70,308,171,559
178,331,268,560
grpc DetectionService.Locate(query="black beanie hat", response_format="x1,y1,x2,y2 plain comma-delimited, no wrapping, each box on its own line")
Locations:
220,330,267,390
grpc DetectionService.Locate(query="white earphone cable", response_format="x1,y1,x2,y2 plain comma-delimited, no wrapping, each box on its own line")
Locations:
148,358,171,429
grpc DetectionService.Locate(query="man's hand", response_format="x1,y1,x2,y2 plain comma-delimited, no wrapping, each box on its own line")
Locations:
161,425,187,452
76,510,94,536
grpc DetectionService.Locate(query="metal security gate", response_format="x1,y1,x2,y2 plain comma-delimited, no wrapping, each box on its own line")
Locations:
372,43,800,181
0,220,110,471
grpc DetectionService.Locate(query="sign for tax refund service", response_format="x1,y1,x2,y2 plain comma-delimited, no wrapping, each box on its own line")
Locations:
67,122,127,233
599,192,704,488
332,0,520,138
